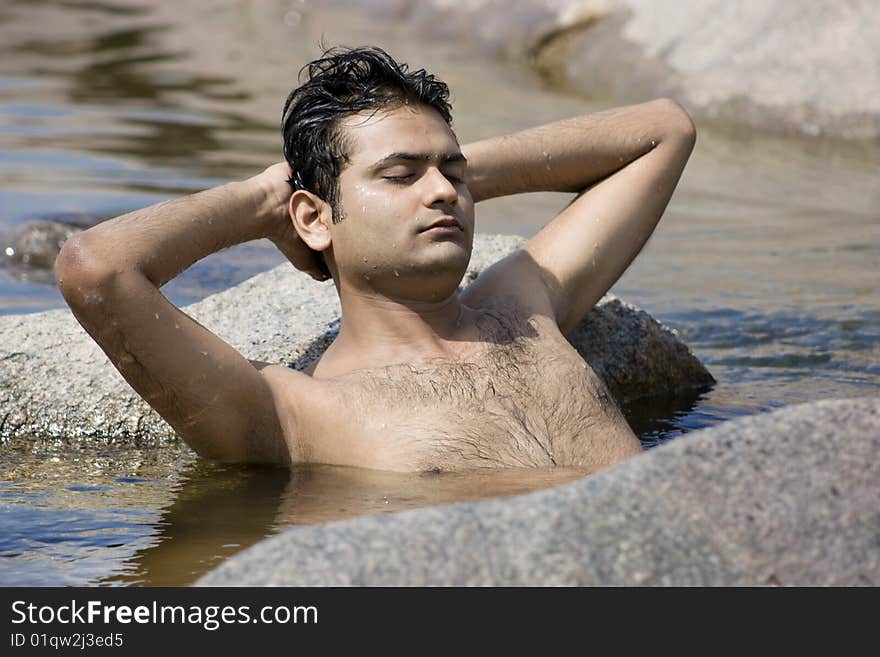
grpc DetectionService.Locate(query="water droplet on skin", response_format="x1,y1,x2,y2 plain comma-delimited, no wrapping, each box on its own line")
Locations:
394,270,400,277
174,323,180,329
651,140,656,147
200,351,208,356
363,257,368,263
154,313,159,319
4,247,14,257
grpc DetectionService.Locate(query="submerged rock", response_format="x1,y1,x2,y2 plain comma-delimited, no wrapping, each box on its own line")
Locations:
196,397,880,586
0,233,712,444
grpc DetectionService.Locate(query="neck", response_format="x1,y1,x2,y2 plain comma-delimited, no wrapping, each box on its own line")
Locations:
333,284,472,364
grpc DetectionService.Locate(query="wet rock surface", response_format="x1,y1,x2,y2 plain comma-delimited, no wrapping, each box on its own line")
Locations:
0,233,712,444
320,0,880,139
197,396,880,586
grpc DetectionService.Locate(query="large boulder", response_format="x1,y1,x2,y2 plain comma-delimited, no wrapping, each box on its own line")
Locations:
0,233,712,444
197,396,880,586
533,0,880,139
319,0,880,139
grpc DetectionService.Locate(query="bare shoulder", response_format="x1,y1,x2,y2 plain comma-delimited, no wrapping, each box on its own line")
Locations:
460,248,555,320
249,361,319,463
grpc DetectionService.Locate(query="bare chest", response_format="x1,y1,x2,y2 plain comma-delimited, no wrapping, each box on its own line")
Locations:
300,316,638,473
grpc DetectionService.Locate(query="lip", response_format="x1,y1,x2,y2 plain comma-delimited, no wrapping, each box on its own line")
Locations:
419,216,463,233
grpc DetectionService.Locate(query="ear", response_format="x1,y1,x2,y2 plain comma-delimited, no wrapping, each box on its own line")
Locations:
289,190,332,253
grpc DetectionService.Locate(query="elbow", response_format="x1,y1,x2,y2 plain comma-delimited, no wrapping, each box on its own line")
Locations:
54,234,118,309
652,98,697,150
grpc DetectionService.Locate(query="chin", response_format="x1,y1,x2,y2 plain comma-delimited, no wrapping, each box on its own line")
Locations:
424,237,471,265
420,246,470,281
392,253,469,301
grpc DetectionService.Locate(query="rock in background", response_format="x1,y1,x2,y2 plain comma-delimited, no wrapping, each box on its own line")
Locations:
197,396,880,586
1,221,82,270
317,0,880,139
0,234,713,445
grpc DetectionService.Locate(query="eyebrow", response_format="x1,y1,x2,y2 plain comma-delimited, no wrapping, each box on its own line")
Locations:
368,151,467,172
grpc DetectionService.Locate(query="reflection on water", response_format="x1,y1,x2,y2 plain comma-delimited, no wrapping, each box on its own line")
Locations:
105,461,291,587
113,461,591,587
0,442,194,586
1,1,878,585
1,444,589,587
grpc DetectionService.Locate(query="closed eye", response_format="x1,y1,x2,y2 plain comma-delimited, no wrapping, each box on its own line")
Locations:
383,174,415,184
382,169,465,184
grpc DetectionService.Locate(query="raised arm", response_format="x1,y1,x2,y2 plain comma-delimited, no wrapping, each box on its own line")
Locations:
461,99,696,334
54,163,323,463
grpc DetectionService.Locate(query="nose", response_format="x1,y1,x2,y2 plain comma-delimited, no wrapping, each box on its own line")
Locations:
422,167,458,207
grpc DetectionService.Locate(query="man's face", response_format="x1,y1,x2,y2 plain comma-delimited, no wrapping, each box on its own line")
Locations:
328,103,474,302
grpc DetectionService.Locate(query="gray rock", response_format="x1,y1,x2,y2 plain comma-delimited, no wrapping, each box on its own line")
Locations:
541,0,880,140
196,396,880,586
320,0,880,139
0,233,712,444
1,220,82,270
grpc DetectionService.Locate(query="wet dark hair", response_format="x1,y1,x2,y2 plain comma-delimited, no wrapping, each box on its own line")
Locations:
281,45,453,225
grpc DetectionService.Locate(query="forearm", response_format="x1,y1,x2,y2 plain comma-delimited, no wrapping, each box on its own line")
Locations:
462,98,694,202
59,178,275,288
53,173,297,465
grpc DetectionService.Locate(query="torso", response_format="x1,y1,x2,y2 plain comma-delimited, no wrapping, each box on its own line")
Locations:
285,301,642,473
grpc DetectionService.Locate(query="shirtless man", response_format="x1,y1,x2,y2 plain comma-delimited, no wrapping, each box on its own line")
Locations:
55,46,696,473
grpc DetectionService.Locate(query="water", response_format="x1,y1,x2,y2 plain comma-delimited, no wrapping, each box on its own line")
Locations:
0,442,588,586
1,1,878,585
